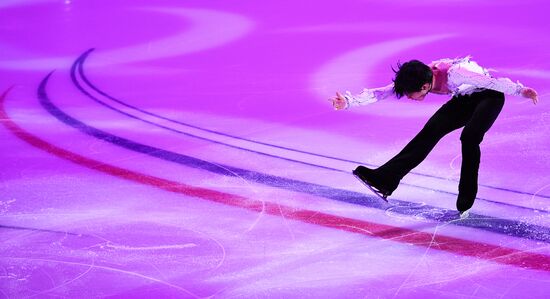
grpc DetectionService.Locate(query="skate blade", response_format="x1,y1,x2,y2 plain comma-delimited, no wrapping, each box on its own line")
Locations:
459,210,470,219
353,172,389,203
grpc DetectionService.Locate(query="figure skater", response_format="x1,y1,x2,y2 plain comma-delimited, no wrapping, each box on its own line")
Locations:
331,56,539,217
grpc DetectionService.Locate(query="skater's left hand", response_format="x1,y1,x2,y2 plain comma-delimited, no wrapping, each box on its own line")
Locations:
521,87,539,105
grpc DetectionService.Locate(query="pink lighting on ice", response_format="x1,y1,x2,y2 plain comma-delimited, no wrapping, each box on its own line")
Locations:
1,0,549,298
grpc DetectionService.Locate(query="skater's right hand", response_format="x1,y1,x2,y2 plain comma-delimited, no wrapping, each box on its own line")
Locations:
330,92,348,110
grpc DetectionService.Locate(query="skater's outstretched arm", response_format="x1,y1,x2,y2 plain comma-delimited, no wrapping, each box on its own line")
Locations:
330,83,394,110
449,67,539,104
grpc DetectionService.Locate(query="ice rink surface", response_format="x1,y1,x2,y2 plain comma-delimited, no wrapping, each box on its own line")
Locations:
1,0,549,298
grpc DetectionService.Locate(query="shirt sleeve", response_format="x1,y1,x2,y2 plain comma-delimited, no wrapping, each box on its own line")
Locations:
342,83,394,108
450,67,524,96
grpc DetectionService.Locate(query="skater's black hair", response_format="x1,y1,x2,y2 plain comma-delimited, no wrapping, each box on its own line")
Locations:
392,60,433,98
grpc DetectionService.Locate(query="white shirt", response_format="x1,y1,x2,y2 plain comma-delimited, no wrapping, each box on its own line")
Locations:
343,57,524,108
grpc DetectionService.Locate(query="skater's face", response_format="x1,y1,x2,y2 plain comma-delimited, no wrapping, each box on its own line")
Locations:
406,83,431,101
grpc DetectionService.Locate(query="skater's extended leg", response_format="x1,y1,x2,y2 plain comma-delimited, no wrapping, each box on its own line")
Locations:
457,90,505,212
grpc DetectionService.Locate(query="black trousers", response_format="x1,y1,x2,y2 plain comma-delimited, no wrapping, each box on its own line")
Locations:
373,89,505,211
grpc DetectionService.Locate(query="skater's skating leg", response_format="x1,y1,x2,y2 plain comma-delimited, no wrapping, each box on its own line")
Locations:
457,90,505,212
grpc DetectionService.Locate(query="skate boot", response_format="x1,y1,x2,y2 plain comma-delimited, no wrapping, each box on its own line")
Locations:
352,165,393,202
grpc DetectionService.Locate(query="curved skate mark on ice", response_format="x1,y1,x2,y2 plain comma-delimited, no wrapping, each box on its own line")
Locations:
1,222,81,244
385,205,426,221
449,154,461,171
311,34,452,106
415,209,455,222
27,258,96,298
80,225,227,271
4,256,201,298
277,202,296,241
0,224,78,236
393,226,441,298
0,7,253,70
210,161,267,233
394,218,474,296
104,239,225,270
35,74,550,243
198,157,267,233
531,183,550,212
384,201,436,221
154,228,230,272
389,205,470,223
92,225,227,271
244,199,266,233
199,232,227,271
159,227,227,271
35,268,55,293
73,50,550,213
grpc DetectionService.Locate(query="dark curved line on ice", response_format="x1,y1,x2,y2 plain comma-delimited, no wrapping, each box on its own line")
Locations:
76,48,550,200
39,69,550,244
74,50,338,172
0,225,80,236
74,49,550,213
